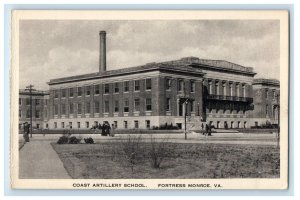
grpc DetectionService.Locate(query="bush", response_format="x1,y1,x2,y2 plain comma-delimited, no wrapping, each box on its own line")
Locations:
121,135,142,172
68,136,81,144
57,136,69,144
148,135,169,168
84,137,94,144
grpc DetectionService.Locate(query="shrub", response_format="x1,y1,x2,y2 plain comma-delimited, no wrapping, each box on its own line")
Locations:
148,135,169,168
121,135,142,172
84,137,94,144
68,136,81,144
57,136,69,144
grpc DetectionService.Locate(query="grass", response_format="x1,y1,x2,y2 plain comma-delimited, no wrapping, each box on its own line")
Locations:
51,142,280,179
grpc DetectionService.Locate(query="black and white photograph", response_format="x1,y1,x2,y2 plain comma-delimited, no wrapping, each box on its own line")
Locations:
10,10,289,189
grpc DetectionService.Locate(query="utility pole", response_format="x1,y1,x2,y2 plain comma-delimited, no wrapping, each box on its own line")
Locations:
25,85,36,138
184,99,189,140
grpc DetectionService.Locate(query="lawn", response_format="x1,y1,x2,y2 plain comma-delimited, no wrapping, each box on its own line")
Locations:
51,141,280,179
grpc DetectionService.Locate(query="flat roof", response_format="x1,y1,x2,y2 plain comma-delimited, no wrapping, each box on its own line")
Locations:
48,62,205,85
48,57,256,85
253,78,280,87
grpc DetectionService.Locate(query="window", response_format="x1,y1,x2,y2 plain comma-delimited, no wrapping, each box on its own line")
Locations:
265,89,269,99
54,122,57,129
104,84,109,94
61,104,66,115
19,98,22,105
222,82,226,96
146,98,152,111
86,121,89,128
69,122,72,128
77,87,82,97
77,122,80,128
35,99,40,105
134,99,140,111
62,89,66,98
124,81,129,92
166,78,172,90
266,104,269,115
46,124,49,129
124,121,128,129
86,86,91,96
35,110,40,118
94,85,100,95
190,80,195,92
19,110,21,118
178,79,184,92
146,79,152,90
124,99,129,112
86,102,90,114
113,121,118,128
69,103,74,114
54,90,59,99
77,103,82,114
69,88,74,97
273,90,276,99
134,80,140,91
146,120,150,129
104,101,109,113
190,100,195,112
134,120,139,128
94,101,100,113
44,99,48,105
166,98,171,111
44,109,47,118
36,124,40,129
54,104,58,115
61,122,65,129
26,98,31,105
215,81,219,95
114,100,119,112
114,82,119,93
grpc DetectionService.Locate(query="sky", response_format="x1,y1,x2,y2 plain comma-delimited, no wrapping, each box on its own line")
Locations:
19,20,280,90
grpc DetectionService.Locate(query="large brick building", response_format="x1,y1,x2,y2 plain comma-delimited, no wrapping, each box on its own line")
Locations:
19,31,280,130
19,89,49,129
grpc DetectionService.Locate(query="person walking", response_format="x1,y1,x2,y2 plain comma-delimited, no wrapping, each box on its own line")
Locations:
201,123,204,135
23,122,30,142
205,123,209,136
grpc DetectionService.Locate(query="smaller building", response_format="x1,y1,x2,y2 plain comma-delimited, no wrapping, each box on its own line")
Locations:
19,89,49,130
251,79,280,127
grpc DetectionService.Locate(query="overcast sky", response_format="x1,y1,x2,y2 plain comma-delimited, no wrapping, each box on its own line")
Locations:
19,20,280,90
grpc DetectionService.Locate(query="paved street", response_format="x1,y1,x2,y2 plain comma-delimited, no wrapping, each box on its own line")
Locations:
19,138,71,179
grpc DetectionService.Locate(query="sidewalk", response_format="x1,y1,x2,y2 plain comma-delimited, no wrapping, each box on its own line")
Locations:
19,138,71,179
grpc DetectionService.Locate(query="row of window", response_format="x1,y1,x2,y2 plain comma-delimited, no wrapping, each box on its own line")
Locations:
53,120,151,129
54,79,152,99
54,98,153,115
265,89,279,100
19,109,41,118
207,81,247,97
19,98,47,106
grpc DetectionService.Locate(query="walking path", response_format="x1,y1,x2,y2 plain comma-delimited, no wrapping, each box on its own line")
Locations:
19,138,71,179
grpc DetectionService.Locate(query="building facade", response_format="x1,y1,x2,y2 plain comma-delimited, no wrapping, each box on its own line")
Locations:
19,89,49,129
19,31,280,130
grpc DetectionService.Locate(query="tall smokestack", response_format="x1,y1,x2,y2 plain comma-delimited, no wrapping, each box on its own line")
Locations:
99,31,106,72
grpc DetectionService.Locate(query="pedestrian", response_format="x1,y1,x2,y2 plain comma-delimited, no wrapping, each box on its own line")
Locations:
205,124,209,136
201,123,204,135
101,123,106,136
23,122,30,142
106,122,111,136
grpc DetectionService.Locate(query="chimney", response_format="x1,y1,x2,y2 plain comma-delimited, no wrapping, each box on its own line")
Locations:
99,31,106,72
